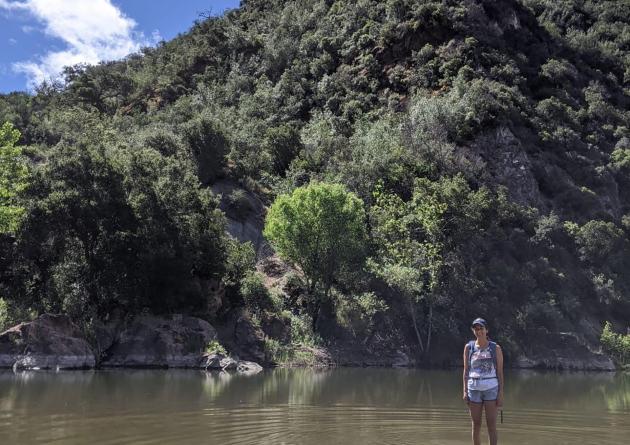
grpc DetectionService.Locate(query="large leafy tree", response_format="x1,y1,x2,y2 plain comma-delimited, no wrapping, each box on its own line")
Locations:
8,123,227,321
0,122,29,234
264,182,367,328
368,179,446,357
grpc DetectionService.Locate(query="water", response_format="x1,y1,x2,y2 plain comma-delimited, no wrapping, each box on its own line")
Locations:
0,368,628,444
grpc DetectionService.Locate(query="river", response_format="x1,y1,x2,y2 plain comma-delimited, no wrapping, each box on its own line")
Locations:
0,368,628,444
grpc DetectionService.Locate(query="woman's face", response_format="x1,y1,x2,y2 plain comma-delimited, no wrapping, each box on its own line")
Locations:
472,324,487,338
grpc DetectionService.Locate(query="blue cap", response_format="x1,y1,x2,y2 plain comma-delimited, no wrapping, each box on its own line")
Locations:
471,318,487,328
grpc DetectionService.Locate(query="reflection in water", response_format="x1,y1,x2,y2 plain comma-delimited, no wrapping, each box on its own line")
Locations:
0,369,628,444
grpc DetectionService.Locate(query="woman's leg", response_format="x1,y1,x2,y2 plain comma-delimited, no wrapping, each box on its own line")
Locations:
468,402,483,445
484,400,498,445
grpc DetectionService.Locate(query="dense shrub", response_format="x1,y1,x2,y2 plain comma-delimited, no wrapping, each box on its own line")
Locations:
335,291,388,338
240,271,276,313
182,116,228,184
566,220,626,265
601,322,630,365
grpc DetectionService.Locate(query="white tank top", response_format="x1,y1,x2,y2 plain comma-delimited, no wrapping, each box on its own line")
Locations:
468,344,498,391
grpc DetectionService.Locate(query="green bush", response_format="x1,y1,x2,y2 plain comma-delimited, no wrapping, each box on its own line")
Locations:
240,271,275,312
225,189,255,220
0,122,29,234
0,298,11,331
262,124,303,175
610,146,630,172
181,116,228,183
540,58,578,85
567,220,626,265
601,321,630,365
0,297,33,332
205,339,228,355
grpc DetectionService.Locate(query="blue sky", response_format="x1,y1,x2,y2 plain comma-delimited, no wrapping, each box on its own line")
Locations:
0,0,240,93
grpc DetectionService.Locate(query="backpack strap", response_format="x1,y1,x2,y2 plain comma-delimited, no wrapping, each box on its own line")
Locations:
489,341,497,371
466,340,476,374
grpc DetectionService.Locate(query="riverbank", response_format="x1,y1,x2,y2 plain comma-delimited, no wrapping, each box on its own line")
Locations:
0,313,617,372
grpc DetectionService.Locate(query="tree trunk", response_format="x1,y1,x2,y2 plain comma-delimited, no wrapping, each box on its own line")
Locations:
408,298,424,354
425,302,433,358
311,299,321,331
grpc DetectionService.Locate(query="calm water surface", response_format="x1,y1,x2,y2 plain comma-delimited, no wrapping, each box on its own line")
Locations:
0,368,628,444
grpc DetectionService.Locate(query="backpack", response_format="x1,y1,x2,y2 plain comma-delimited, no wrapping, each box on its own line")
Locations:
466,340,497,376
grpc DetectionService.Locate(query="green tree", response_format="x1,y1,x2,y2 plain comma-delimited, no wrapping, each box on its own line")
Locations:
0,122,29,234
368,179,446,356
9,139,227,321
264,182,367,328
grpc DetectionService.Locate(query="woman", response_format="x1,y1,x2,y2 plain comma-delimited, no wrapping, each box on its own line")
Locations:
463,318,504,445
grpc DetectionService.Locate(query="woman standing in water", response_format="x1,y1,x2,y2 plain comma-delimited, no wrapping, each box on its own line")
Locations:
463,318,504,445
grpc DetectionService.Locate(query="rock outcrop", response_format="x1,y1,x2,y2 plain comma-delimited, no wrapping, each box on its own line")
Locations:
0,313,266,371
0,314,95,370
102,315,216,368
211,180,273,258
473,126,543,208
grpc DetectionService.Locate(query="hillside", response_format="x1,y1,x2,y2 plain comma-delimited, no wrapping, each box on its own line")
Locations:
1,0,629,368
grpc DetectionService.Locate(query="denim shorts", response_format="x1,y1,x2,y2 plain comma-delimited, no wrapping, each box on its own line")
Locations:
467,385,499,403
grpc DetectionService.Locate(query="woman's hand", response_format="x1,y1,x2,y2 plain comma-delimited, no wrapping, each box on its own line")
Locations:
496,391,504,408
463,392,469,403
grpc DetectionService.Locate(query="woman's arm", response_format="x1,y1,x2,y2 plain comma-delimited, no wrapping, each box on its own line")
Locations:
496,344,504,407
462,344,469,402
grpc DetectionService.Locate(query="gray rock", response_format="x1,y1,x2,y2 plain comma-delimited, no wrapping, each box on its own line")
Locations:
0,314,95,370
102,315,216,368
202,353,262,373
202,353,225,369
211,180,267,253
234,315,266,363
220,356,239,370
472,126,542,208
237,360,263,374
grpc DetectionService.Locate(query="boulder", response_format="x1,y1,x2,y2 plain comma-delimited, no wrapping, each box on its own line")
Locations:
0,314,95,370
233,315,267,363
102,315,216,368
220,356,239,370
202,353,224,369
237,360,263,374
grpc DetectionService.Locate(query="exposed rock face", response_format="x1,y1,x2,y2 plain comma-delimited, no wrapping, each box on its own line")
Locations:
473,126,543,208
102,315,217,368
234,315,267,363
0,314,95,370
211,180,272,258
514,331,615,371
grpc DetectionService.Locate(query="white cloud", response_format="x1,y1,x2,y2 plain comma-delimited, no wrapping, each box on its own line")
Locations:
0,0,148,89
151,29,163,45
